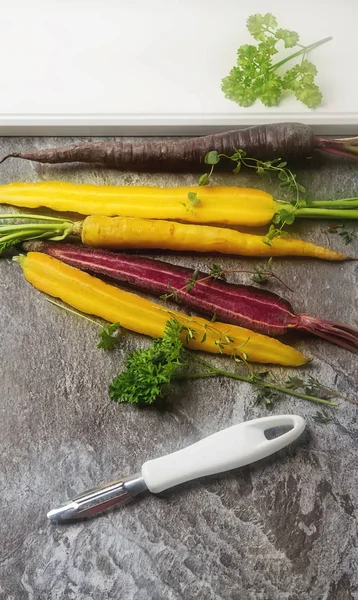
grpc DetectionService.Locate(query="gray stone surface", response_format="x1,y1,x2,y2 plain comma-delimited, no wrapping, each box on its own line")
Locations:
0,137,357,600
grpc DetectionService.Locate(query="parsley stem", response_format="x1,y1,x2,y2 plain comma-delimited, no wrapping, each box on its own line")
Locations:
184,355,338,406
269,36,332,72
182,367,338,407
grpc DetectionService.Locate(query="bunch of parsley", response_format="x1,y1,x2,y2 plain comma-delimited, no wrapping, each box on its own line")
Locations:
222,13,331,108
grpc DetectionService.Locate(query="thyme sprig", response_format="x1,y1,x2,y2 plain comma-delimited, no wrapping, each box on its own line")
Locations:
191,149,307,245
313,409,332,425
327,223,357,245
159,259,293,304
180,191,201,214
45,298,122,350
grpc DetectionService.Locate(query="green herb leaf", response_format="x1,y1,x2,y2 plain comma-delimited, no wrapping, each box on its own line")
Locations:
185,326,196,343
252,266,269,284
304,376,334,399
278,170,289,182
209,263,227,280
267,225,276,240
182,191,201,214
272,213,281,224
189,195,201,208
204,151,220,165
327,223,356,245
109,319,185,405
295,83,322,109
339,229,356,245
247,13,278,41
167,283,178,300
277,207,296,225
198,173,210,186
313,409,332,425
185,268,200,292
258,72,282,106
98,322,122,350
256,388,278,409
187,191,198,203
232,148,247,160
159,293,171,301
275,28,299,48
232,162,242,174
215,339,224,353
284,376,305,390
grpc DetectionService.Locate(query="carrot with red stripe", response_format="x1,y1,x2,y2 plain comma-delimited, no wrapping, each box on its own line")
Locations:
23,242,358,354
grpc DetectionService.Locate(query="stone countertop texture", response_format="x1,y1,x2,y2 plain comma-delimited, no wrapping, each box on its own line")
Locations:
0,138,357,600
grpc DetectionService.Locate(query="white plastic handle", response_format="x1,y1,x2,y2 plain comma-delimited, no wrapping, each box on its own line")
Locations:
141,415,305,494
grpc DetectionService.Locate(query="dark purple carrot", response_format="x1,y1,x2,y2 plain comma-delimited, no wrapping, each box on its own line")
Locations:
3,123,358,171
23,241,358,354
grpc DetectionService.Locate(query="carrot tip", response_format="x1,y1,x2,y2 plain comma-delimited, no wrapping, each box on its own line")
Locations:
0,153,17,165
12,254,25,267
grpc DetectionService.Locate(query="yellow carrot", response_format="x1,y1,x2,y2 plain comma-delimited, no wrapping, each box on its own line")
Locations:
1,214,347,260
17,252,308,366
2,181,358,226
80,216,347,261
0,181,276,225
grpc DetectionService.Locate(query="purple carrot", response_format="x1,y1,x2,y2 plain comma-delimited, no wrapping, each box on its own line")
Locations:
23,241,358,353
3,123,358,171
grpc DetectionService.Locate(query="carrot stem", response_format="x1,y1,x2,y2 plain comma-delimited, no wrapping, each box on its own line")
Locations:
306,199,358,208
0,215,74,252
316,146,358,161
296,207,358,220
0,223,67,234
0,213,72,222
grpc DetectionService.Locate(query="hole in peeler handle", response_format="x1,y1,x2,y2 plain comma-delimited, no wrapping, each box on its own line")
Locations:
264,424,294,441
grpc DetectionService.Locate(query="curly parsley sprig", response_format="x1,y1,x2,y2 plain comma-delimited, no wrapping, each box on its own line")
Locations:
222,13,332,108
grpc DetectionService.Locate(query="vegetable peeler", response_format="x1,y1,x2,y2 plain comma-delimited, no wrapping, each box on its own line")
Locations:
47,414,305,523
